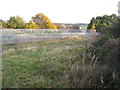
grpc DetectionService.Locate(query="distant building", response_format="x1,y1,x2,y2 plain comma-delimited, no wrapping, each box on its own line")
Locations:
54,23,66,29
54,23,88,29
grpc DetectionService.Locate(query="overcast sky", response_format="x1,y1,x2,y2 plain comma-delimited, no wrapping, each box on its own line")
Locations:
0,0,119,23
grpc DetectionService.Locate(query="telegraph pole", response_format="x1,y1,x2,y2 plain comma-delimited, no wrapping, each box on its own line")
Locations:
118,1,120,19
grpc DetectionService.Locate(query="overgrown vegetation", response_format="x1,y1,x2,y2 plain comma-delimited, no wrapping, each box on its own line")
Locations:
2,34,119,88
83,14,120,88
81,36,120,88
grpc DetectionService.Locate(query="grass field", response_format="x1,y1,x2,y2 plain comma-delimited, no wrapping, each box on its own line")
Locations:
2,38,93,88
2,36,120,88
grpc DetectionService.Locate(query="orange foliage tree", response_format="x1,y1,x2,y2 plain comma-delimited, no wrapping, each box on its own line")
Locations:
32,13,57,29
91,23,96,32
26,21,40,29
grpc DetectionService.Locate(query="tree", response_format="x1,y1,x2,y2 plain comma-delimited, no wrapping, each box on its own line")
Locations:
0,19,7,29
0,19,3,29
87,17,96,29
91,23,96,32
32,13,57,29
26,21,40,29
7,16,26,29
88,14,119,38
87,14,118,32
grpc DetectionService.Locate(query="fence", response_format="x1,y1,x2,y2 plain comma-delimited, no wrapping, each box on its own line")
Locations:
0,29,98,44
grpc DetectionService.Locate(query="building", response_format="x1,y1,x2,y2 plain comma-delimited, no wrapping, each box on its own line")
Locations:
54,23,88,29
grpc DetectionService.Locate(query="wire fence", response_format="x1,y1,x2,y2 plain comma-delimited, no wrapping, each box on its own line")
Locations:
0,29,98,44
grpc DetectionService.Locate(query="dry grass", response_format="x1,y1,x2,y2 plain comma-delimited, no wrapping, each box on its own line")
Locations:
63,36,87,40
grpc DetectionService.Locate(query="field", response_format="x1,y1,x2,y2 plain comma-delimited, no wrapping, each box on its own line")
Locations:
2,36,120,88
2,38,90,88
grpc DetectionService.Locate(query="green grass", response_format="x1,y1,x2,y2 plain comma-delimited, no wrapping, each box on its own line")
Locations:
2,39,88,88
2,36,120,88
80,26,87,29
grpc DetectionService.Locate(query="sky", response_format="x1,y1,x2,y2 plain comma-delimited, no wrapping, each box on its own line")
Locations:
0,0,119,23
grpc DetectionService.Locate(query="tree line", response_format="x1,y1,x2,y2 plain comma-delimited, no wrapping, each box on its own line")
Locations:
87,14,119,38
0,13,57,29
0,13,119,36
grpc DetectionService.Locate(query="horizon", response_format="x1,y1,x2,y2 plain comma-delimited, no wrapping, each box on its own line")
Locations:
0,0,119,23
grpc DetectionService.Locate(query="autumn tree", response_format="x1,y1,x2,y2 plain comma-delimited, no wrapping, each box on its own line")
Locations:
32,13,57,29
91,23,96,32
6,16,26,29
26,21,40,29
